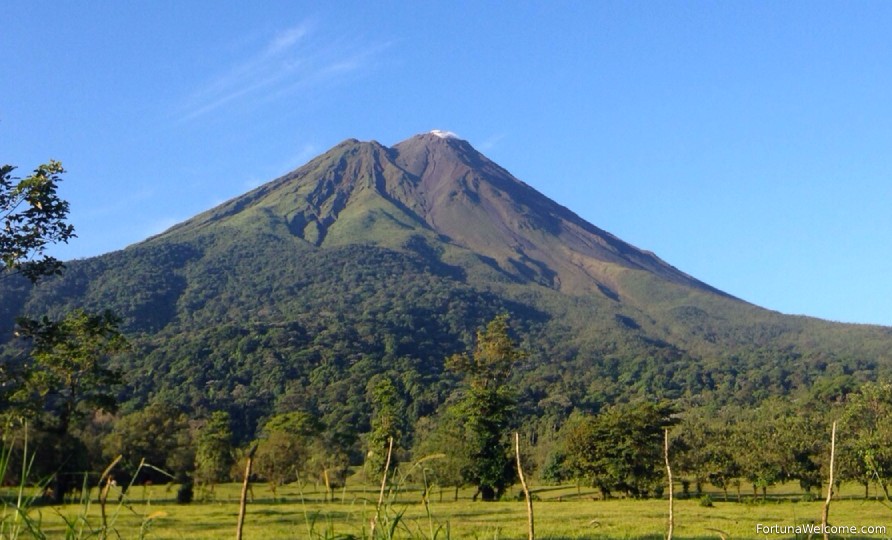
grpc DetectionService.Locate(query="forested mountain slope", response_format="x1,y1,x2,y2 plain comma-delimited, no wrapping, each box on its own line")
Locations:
2,131,891,442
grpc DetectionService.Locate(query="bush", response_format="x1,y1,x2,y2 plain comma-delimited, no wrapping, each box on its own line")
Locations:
540,451,569,484
699,494,714,507
177,481,194,504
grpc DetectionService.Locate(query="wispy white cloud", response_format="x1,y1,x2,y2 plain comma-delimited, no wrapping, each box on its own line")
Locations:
260,40,391,106
265,24,311,56
243,143,321,190
478,133,507,152
288,143,321,168
177,21,387,122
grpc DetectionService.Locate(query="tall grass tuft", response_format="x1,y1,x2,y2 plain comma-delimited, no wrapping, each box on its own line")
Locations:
0,422,172,540
294,452,452,540
0,421,50,539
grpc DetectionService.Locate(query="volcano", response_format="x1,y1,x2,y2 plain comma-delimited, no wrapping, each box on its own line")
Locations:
164,131,725,301
3,131,891,430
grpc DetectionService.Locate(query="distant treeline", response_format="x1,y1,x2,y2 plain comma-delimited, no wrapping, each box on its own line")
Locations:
4,310,892,503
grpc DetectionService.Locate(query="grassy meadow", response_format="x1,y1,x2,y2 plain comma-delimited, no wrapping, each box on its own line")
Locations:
9,480,892,539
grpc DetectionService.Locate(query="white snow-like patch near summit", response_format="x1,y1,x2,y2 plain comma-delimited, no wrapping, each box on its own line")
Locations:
430,130,460,139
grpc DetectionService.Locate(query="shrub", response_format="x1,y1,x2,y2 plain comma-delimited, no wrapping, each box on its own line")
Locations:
177,481,194,504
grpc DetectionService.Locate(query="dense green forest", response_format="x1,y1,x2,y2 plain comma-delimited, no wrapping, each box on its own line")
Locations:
6,143,892,505
7,329,892,506
4,228,892,502
4,280,892,504
4,228,890,440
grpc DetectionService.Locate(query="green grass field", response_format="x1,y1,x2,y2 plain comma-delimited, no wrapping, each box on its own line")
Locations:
9,481,892,539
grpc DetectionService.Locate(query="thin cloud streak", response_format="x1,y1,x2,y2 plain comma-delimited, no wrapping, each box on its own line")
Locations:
265,24,311,56
478,133,507,152
177,22,386,122
243,143,321,190
263,40,390,105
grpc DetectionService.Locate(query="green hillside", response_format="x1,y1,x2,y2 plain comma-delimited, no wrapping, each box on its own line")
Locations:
3,132,892,448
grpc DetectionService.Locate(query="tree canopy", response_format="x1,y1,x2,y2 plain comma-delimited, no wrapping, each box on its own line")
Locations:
1,161,75,283
445,314,523,501
13,309,127,434
563,401,675,499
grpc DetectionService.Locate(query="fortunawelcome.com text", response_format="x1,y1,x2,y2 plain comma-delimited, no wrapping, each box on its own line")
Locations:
756,523,887,536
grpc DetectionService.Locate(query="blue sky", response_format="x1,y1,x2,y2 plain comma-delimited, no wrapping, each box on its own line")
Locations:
3,2,891,325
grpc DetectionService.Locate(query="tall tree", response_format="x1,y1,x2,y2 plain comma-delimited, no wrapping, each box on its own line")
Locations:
364,374,406,478
194,411,235,492
10,309,127,501
1,160,76,419
779,408,825,493
445,314,523,501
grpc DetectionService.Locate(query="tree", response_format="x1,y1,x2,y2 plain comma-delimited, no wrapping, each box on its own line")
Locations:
674,410,740,500
13,310,127,434
1,161,75,283
778,409,825,493
412,410,471,501
445,314,523,501
564,401,675,499
13,309,127,502
674,411,714,496
252,411,322,499
308,433,351,500
194,411,235,492
364,374,406,479
731,404,787,499
839,381,892,499
1,160,76,420
102,402,194,485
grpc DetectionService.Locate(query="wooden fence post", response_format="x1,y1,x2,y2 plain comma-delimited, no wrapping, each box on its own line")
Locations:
370,437,394,537
236,444,258,540
515,432,534,540
665,428,674,540
821,421,837,540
